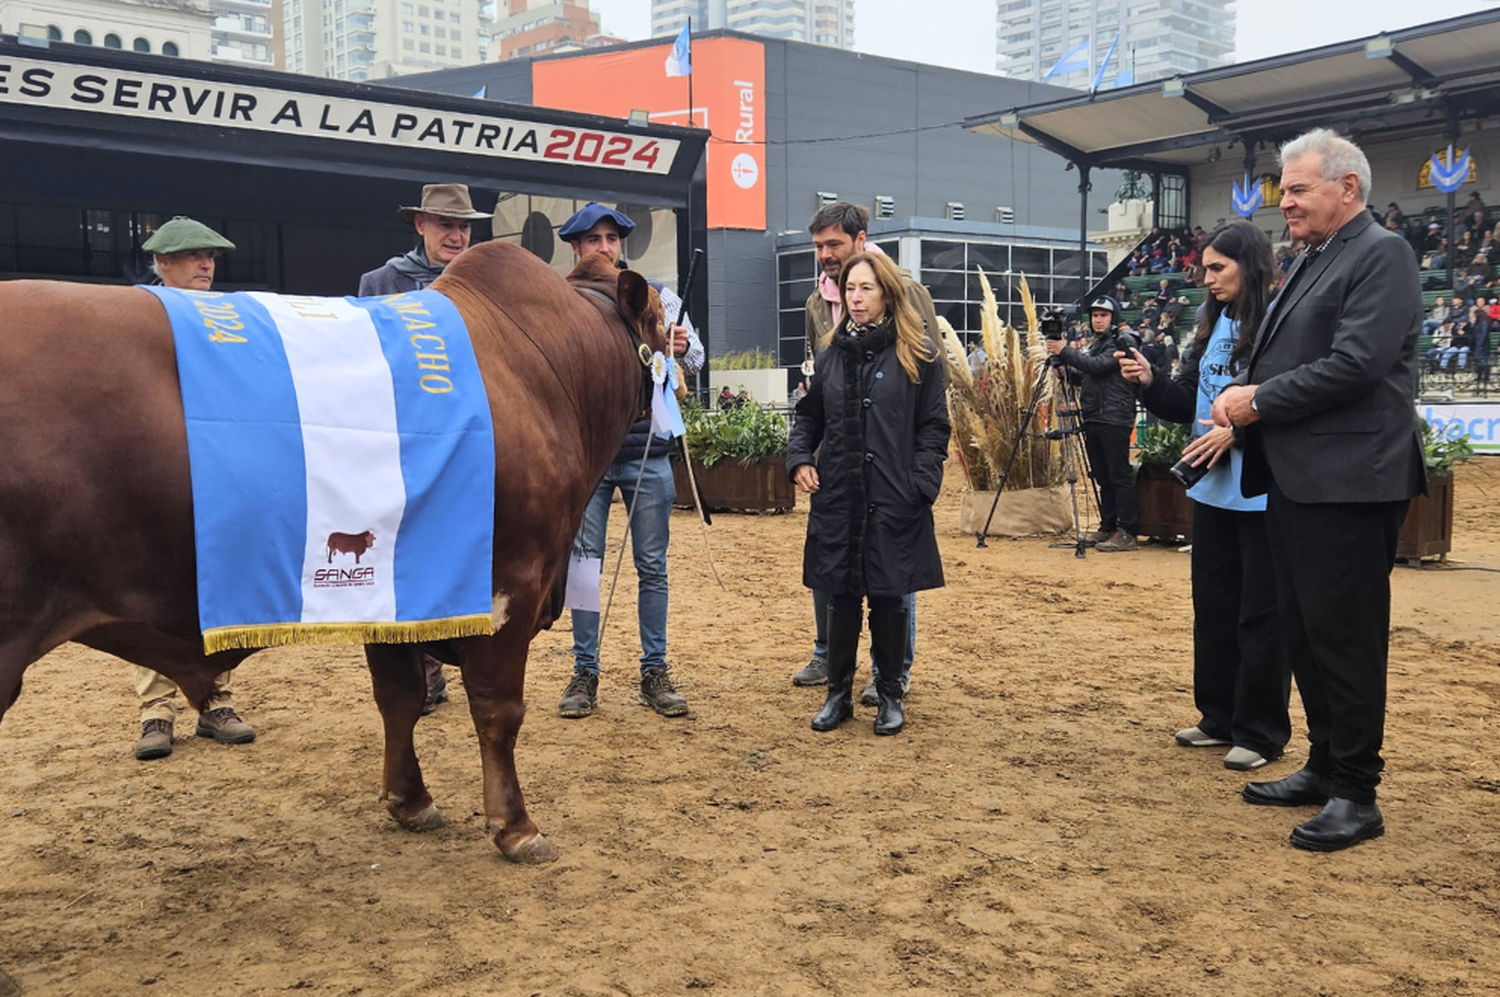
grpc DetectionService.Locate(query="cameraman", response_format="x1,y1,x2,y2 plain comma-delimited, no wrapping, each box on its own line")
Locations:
1045,296,1141,552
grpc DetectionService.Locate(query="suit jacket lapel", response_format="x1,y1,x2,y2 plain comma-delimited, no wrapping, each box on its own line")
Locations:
1251,237,1345,367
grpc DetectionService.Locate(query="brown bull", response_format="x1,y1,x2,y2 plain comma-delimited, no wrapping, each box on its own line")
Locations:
327,530,377,564
0,243,664,863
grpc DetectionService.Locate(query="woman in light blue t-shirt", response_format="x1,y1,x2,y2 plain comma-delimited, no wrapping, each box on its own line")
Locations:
1119,222,1290,773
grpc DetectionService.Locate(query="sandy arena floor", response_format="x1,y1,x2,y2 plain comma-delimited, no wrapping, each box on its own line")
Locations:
1,460,1498,997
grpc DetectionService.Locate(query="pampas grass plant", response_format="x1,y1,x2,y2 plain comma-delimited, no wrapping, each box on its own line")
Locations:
937,270,1068,492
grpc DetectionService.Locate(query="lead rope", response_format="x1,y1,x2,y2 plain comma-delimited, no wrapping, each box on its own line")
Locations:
597,442,653,643
678,431,726,589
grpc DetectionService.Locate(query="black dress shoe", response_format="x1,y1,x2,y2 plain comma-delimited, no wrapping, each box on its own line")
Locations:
1290,798,1384,852
1242,767,1331,807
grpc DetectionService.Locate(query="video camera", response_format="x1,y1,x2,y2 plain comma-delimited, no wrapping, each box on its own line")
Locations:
1039,306,1069,342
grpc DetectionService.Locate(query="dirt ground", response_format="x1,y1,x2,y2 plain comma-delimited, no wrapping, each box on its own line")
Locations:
2,459,1498,997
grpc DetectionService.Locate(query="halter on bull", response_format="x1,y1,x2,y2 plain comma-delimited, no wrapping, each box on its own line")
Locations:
0,241,665,863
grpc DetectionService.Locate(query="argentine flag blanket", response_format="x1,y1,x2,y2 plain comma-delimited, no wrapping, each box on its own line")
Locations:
146,286,497,654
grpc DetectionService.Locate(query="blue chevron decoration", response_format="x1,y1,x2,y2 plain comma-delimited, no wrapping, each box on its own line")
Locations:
1429,145,1472,194
1231,172,1263,218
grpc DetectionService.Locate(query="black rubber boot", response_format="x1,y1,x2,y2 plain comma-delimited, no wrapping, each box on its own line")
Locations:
870,609,908,736
811,608,860,732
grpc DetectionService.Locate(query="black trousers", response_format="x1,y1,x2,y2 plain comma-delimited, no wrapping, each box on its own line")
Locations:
1190,501,1290,758
829,593,904,616
1082,422,1137,533
1264,481,1408,803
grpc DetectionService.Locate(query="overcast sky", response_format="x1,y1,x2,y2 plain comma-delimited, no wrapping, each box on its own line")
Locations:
587,0,1498,74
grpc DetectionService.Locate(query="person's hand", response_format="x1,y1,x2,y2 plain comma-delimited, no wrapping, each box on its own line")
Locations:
1044,337,1064,356
1117,348,1153,386
794,464,820,494
669,323,690,357
1183,422,1235,468
1212,384,1259,427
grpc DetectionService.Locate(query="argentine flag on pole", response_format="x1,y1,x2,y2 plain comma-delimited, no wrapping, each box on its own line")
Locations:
1092,33,1119,91
1043,38,1090,82
665,22,692,77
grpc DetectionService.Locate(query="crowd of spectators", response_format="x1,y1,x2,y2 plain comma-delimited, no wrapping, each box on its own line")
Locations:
1124,225,1209,286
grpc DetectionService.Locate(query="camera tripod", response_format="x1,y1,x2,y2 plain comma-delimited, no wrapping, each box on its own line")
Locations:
975,348,1098,557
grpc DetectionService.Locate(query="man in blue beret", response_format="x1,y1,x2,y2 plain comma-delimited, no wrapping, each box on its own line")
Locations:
554,202,704,720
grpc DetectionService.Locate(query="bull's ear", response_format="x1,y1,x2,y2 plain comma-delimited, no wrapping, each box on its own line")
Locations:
617,269,651,323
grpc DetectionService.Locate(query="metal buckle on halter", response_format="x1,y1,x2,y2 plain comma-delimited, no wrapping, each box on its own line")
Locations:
638,342,653,367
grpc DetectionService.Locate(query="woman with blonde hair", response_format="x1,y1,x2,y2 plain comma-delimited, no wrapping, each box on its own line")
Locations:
787,252,950,735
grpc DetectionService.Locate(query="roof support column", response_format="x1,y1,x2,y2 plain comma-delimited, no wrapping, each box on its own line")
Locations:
1445,103,1461,296
1077,161,1093,306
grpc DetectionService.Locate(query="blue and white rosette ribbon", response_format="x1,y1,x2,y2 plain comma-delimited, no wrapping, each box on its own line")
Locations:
648,351,686,438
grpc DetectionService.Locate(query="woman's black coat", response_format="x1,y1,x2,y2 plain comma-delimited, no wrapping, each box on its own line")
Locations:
786,322,950,599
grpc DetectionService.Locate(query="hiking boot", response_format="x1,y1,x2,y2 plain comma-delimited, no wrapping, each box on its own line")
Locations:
421,655,449,716
134,719,174,761
792,657,829,687
1096,529,1141,553
195,707,256,745
558,672,599,719
639,668,688,717
1086,527,1113,547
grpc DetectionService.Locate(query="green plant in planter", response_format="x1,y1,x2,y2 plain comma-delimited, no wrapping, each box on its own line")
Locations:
1421,418,1476,475
1135,422,1188,469
680,396,789,467
714,348,779,370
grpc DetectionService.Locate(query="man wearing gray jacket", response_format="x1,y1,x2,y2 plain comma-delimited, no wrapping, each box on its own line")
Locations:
1213,128,1425,853
358,184,490,297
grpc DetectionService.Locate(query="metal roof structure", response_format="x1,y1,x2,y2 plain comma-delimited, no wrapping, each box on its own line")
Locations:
965,9,1500,172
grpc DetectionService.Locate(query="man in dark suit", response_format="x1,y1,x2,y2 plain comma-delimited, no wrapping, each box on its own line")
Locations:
1213,128,1425,853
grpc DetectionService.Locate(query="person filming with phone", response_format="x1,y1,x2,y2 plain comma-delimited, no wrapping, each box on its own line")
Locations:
1117,220,1290,773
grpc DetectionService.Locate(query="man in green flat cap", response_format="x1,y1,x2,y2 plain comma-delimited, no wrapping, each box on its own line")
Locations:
131,215,257,761
142,216,237,292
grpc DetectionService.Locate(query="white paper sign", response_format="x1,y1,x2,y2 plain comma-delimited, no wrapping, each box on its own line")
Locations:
564,555,603,613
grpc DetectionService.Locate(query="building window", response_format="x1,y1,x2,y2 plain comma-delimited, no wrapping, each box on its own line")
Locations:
435,44,446,55
419,24,428,35
418,5,429,15
401,1,413,9
163,40,179,56
418,41,429,52
104,33,122,48
133,37,150,52
402,20,413,31
434,26,445,38
73,29,92,45
403,38,414,50
46,25,62,40
450,29,460,41
449,11,460,21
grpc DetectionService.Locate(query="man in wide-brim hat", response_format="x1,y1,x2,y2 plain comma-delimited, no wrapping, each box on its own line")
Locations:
358,183,490,296
143,216,236,291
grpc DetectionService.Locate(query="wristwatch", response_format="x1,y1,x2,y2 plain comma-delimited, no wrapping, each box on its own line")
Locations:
1249,395,1259,414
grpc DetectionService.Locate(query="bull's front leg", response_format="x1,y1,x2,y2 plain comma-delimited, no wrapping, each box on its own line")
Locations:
364,643,444,831
460,625,556,864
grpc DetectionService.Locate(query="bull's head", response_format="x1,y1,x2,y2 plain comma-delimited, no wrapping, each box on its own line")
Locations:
614,269,669,360
363,531,376,545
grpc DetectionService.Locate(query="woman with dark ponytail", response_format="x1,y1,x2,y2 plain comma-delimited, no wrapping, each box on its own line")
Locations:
1119,221,1290,771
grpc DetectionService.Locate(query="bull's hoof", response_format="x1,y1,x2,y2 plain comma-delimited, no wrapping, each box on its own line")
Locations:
497,830,557,864
389,802,445,832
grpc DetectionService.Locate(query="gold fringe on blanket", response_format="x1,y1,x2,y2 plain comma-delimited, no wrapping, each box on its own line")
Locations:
201,614,499,654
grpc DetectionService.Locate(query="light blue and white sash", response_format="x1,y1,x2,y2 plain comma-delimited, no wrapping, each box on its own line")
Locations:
146,286,497,653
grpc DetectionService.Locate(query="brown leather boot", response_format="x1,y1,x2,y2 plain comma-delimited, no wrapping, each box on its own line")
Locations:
134,719,174,761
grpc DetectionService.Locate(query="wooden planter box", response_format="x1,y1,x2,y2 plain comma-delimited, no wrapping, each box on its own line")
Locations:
671,454,796,514
1398,471,1454,563
1135,465,1194,542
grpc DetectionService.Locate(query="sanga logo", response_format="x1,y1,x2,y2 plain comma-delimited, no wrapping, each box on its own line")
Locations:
317,529,378,588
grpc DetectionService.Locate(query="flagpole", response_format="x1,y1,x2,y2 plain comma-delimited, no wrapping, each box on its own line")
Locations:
687,17,694,131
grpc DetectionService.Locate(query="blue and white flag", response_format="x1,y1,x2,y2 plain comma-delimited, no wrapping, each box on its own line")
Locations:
1429,145,1471,194
665,22,692,77
472,84,487,99
1113,69,1134,88
145,286,497,653
1043,39,1089,82
1091,33,1119,91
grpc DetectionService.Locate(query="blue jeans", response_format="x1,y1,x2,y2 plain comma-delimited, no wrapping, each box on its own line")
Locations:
1440,346,1470,370
811,588,916,682
570,453,674,676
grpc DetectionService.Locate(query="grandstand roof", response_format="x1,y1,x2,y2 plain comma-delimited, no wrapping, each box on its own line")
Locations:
966,10,1500,173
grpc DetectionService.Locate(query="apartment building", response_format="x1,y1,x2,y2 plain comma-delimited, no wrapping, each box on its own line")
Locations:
283,0,482,80
996,0,1232,88
651,0,853,49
